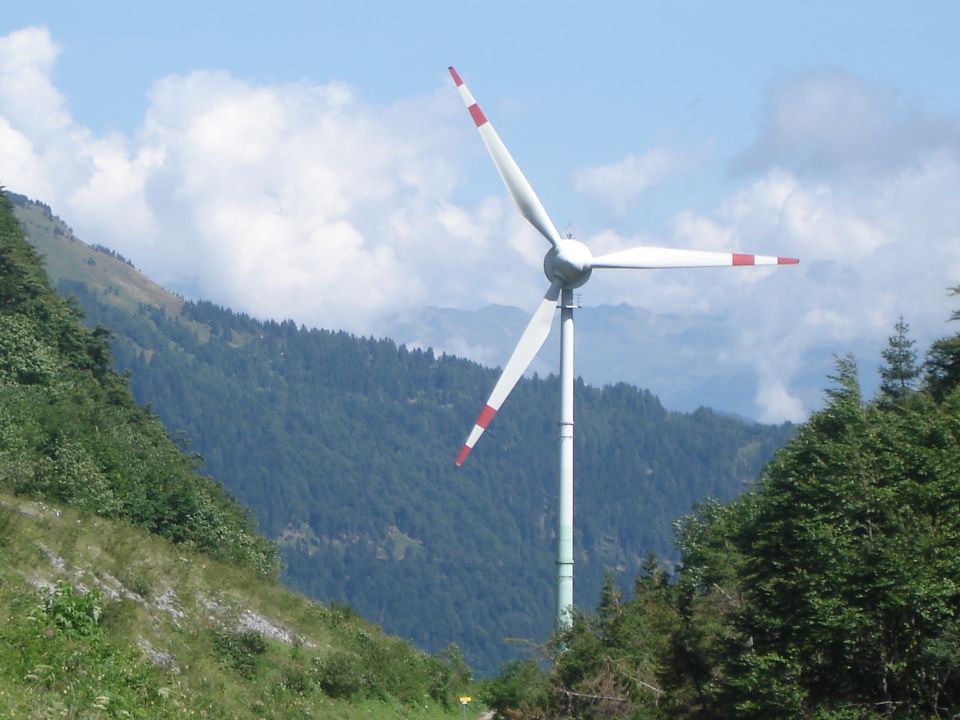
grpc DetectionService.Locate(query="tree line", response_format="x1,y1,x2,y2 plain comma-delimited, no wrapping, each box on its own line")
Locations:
481,299,960,718
0,191,280,575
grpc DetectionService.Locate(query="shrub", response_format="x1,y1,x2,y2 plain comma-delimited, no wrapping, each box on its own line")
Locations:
211,629,267,679
312,650,364,699
40,581,103,638
480,659,549,717
0,504,16,546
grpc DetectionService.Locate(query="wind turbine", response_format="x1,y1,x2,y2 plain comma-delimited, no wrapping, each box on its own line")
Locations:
449,66,798,627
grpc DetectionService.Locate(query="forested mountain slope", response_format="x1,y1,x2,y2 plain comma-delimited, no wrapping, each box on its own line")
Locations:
0,190,468,718
11,192,794,674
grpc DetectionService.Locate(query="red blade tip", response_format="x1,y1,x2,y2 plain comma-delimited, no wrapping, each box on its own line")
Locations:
455,445,470,467
468,103,487,127
448,67,463,86
475,404,497,429
778,257,800,264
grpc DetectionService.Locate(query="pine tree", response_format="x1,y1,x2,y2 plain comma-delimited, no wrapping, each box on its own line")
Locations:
925,286,960,401
878,315,919,400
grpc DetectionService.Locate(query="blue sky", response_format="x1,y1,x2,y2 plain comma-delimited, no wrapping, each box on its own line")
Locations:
3,2,960,421
11,3,959,152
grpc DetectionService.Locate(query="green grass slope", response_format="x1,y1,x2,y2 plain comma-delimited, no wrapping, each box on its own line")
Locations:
0,494,470,719
9,195,184,319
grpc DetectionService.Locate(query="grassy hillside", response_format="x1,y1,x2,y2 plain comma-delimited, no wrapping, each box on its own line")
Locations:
0,493,470,719
10,195,184,319
0,191,278,575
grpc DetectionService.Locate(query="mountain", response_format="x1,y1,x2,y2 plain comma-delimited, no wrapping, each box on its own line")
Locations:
10,191,795,675
380,303,886,423
0,191,276,574
0,190,468,718
381,302,755,417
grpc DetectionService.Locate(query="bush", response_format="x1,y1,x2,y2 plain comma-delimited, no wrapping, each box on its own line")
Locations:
312,650,364,699
40,581,103,638
480,659,549,717
211,629,267,678
0,504,16,546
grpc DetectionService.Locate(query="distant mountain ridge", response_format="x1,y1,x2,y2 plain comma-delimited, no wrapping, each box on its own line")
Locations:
382,301,752,416
381,300,893,423
11,191,795,675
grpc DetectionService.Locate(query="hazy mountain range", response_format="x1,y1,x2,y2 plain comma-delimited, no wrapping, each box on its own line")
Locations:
381,301,883,423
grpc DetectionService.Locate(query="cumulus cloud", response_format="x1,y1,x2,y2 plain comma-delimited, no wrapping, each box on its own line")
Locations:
2,27,959,422
547,70,960,420
583,150,960,420
0,27,559,334
572,148,685,213
738,68,960,176
0,25,71,137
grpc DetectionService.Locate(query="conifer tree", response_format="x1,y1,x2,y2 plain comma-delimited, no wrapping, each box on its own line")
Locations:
925,286,960,401
878,315,919,400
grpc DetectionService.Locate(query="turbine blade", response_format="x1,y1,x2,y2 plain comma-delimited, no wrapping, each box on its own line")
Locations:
590,246,800,269
449,66,562,249
456,281,562,467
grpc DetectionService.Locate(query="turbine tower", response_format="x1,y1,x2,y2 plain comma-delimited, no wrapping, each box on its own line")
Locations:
449,66,798,627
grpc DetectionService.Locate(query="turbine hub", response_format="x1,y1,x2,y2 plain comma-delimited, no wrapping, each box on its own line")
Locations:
544,239,593,289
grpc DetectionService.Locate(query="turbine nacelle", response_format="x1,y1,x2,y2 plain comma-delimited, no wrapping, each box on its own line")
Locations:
544,239,593,289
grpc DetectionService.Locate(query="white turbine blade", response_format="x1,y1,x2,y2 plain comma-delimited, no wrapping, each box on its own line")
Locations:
590,246,800,269
449,66,562,249
456,281,562,467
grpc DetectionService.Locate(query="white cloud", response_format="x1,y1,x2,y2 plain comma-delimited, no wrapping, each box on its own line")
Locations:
755,380,806,424
2,28,959,423
572,144,960,420
738,68,960,176
0,26,71,137
0,116,44,193
0,28,547,334
572,148,684,213
557,70,960,421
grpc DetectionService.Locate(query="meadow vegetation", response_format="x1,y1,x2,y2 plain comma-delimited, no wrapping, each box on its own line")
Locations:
0,494,471,718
